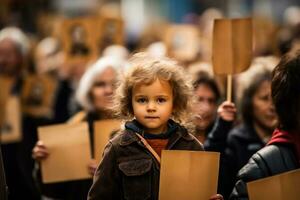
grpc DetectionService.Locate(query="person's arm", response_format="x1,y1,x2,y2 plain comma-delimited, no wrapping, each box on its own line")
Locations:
204,101,236,152
229,155,265,200
0,146,8,200
88,142,121,200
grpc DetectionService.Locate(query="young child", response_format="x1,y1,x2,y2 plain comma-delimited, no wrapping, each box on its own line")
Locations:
88,53,223,200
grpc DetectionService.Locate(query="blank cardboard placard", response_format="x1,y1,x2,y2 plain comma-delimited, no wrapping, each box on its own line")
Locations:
247,169,300,200
94,119,122,163
212,18,252,75
0,96,22,144
164,25,200,62
159,150,220,200
0,77,14,125
38,122,91,183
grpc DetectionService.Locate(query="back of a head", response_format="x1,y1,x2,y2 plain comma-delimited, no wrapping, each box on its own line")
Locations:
272,49,300,131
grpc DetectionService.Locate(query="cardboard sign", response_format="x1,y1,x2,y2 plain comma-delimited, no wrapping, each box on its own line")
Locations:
0,96,22,144
0,77,14,126
212,18,252,101
164,25,200,62
94,119,122,163
247,169,300,200
38,122,91,183
61,17,98,64
21,74,58,118
212,18,252,75
97,15,124,54
159,150,220,200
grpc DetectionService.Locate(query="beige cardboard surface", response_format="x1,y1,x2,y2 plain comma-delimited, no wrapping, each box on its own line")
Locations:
159,150,220,200
0,77,14,125
94,119,122,163
38,122,91,183
0,96,22,144
212,18,252,75
247,169,300,200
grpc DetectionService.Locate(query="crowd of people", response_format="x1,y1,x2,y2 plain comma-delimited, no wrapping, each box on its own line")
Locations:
0,5,300,200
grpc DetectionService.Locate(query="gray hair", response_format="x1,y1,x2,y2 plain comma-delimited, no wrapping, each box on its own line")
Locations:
0,27,30,56
76,56,124,111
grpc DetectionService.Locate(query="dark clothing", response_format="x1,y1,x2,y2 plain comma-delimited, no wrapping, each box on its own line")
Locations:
204,119,265,199
88,120,203,200
0,146,8,200
229,144,299,200
1,78,41,200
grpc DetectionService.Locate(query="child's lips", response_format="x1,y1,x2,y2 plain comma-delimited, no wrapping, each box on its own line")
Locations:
145,116,159,119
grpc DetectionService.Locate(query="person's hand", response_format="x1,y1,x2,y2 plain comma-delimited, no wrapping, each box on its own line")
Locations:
87,159,98,176
209,194,224,200
32,140,49,161
217,101,236,122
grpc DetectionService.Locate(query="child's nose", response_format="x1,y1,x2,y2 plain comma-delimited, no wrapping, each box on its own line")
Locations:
146,101,156,111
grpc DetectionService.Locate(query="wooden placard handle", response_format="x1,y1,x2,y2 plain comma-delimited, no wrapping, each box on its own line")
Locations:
227,74,232,102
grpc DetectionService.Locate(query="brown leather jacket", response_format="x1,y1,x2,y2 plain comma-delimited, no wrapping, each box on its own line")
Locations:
88,122,203,200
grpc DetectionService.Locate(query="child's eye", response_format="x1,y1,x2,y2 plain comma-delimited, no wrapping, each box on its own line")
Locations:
137,98,147,103
157,97,167,103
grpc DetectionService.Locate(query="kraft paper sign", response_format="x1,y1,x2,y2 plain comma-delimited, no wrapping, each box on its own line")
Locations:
61,17,98,64
21,74,58,118
0,96,22,144
97,15,124,54
94,119,122,163
0,77,14,125
212,18,252,75
38,122,91,183
164,25,200,62
247,169,300,200
159,150,220,200
212,18,252,102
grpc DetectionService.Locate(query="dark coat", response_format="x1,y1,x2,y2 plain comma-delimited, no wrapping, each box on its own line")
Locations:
204,120,265,199
230,144,299,200
88,121,203,200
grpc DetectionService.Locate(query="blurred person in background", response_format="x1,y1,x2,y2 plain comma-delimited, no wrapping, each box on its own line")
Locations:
230,48,300,200
32,56,123,200
206,68,278,199
0,26,41,200
191,70,221,143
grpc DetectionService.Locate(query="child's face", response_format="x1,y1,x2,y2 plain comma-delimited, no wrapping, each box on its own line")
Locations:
132,79,173,134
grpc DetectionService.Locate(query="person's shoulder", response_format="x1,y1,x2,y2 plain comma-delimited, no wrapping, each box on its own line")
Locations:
237,144,298,182
108,128,137,147
227,123,253,142
176,125,204,151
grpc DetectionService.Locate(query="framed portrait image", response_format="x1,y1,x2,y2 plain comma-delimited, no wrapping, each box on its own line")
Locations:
164,25,201,62
21,74,58,118
96,15,124,54
61,17,98,64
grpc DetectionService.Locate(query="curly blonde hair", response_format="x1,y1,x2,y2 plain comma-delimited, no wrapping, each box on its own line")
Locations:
113,52,193,123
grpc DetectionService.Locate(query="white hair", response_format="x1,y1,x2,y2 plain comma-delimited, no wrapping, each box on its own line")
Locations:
0,27,30,56
76,56,124,111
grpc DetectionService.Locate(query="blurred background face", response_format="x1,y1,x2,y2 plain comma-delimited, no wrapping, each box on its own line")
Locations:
0,39,22,76
252,80,277,132
90,67,116,112
192,83,217,131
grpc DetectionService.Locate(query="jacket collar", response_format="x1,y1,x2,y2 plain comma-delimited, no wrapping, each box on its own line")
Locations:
120,120,194,147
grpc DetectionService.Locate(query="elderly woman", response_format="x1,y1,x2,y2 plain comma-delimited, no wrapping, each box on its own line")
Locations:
0,27,42,200
32,56,123,200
